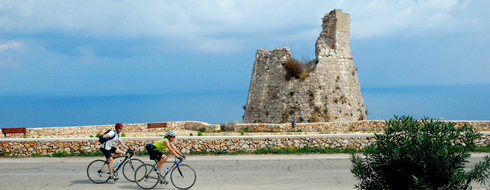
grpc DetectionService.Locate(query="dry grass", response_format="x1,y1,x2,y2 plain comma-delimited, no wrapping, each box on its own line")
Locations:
284,58,309,81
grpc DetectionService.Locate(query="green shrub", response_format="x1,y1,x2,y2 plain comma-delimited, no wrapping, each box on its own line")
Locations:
475,144,490,152
240,130,245,135
23,136,27,138
351,115,490,189
137,150,149,156
89,135,93,138
52,151,68,157
121,133,126,137
197,131,202,136
37,136,40,138
190,133,193,136
0,151,9,157
32,136,35,138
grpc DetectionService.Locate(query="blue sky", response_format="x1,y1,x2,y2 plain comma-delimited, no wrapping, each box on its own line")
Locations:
0,0,489,96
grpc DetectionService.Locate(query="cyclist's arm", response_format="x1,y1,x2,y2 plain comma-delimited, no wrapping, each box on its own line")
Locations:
102,132,112,138
119,139,129,150
171,144,184,159
162,139,180,157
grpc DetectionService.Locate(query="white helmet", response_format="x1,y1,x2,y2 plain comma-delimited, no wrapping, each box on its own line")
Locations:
166,131,176,137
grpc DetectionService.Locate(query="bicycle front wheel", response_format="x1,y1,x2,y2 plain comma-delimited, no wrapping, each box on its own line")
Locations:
87,159,110,184
135,164,159,189
170,164,196,189
123,158,145,182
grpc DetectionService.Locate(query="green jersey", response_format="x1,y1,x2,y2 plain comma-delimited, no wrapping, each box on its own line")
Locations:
153,138,171,153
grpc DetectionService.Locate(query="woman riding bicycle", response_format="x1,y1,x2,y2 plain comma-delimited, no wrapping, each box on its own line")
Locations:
146,131,185,174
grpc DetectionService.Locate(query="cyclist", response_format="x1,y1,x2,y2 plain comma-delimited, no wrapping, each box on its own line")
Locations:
100,123,131,180
146,131,185,175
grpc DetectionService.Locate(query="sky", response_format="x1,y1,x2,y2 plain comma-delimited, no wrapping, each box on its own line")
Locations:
0,0,489,96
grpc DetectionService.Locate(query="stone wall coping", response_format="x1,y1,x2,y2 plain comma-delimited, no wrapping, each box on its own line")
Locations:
3,132,490,142
236,120,489,125
0,134,376,142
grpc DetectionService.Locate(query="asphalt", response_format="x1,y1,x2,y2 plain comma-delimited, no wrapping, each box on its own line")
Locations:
1,154,490,190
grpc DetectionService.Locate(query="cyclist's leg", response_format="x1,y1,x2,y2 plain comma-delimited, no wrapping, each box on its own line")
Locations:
100,147,114,175
114,147,123,157
107,157,114,175
156,154,168,173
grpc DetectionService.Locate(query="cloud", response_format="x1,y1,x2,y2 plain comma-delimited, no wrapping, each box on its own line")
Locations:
0,40,24,51
347,0,480,38
0,0,486,55
0,55,18,67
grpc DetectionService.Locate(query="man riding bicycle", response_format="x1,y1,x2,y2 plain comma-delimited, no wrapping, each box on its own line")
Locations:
146,131,186,175
100,123,132,180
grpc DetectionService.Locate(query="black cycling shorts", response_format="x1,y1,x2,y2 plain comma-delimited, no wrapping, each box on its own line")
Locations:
100,147,117,159
146,143,163,161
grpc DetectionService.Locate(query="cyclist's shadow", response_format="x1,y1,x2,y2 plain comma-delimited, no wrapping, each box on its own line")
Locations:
68,179,97,186
70,180,143,189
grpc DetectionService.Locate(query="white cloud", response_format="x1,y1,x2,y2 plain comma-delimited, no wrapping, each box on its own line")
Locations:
0,55,18,67
0,40,24,51
0,0,486,53
347,0,479,38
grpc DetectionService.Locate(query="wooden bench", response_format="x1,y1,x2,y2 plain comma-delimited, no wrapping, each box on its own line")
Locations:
147,122,167,129
2,127,27,137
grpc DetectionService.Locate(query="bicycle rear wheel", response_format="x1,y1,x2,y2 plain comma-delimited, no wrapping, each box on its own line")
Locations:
123,158,145,182
135,164,159,189
170,164,196,190
87,159,110,184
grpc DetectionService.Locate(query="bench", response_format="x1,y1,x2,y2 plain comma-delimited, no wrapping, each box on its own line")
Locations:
2,127,27,137
147,122,167,129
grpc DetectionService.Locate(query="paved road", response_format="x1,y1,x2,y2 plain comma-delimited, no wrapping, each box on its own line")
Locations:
1,154,489,190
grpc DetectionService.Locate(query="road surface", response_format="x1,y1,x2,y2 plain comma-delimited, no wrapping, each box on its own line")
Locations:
0,154,489,190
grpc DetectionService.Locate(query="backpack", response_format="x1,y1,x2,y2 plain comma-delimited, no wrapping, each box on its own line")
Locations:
97,129,116,144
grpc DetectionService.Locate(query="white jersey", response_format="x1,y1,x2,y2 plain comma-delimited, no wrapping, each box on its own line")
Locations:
101,130,121,150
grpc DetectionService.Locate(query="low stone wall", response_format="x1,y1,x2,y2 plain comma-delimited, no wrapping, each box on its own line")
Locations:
1,121,220,138
2,133,490,157
3,120,488,139
235,120,490,132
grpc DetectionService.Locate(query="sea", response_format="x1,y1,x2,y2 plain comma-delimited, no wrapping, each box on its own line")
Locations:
1,84,489,128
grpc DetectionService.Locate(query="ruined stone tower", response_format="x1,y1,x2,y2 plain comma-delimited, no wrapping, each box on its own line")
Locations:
243,9,367,123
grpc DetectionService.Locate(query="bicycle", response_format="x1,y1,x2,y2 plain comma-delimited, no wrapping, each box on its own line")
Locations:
134,157,196,189
87,149,145,183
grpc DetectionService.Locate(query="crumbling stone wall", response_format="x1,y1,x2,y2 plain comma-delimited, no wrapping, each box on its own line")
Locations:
244,9,367,123
3,133,490,157
235,120,490,132
1,121,220,138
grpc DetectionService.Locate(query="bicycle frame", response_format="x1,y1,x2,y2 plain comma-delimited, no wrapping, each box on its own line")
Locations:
97,151,134,175
153,157,184,181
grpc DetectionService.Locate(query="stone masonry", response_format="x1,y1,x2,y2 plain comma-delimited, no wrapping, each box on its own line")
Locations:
3,133,490,157
244,9,366,123
1,121,220,138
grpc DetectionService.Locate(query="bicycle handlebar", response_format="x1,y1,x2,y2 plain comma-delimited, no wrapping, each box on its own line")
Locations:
126,149,134,157
175,157,184,165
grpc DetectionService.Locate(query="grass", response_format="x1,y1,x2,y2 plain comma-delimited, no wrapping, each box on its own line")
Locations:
284,58,309,81
3,145,490,158
187,147,360,155
474,144,490,152
1,150,105,158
